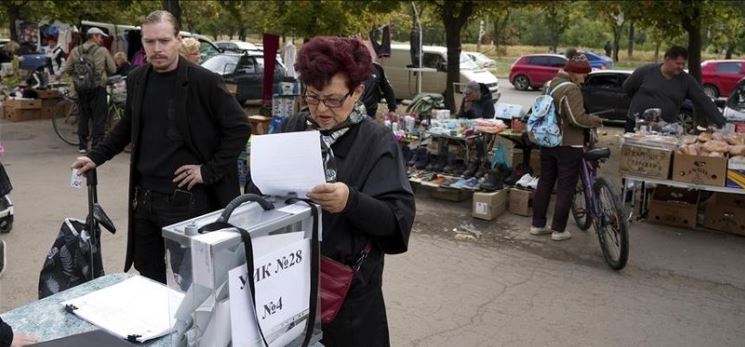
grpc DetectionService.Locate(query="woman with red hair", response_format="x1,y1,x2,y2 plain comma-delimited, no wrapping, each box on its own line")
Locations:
283,36,415,346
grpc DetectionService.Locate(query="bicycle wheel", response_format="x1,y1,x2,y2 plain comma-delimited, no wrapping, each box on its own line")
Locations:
53,99,80,146
571,182,592,231
593,177,629,270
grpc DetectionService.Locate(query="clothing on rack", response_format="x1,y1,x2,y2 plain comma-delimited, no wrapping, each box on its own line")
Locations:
284,41,297,78
369,25,391,59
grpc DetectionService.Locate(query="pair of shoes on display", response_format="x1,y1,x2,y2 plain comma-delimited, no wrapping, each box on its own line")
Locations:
402,146,414,166
529,226,572,241
516,174,539,189
450,177,480,189
413,147,430,170
480,168,505,191
504,164,526,186
461,157,481,178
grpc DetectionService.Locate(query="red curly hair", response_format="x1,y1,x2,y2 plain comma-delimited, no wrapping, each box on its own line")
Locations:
294,37,372,91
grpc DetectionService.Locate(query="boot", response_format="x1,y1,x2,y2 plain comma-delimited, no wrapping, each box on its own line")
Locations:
413,147,430,170
402,145,414,166
475,157,490,178
432,151,449,173
425,154,439,171
442,151,459,174
504,163,526,186
479,168,504,191
461,157,481,178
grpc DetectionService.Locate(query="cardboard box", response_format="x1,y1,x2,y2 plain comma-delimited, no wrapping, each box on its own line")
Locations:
40,97,62,120
647,187,698,229
672,154,727,187
726,158,745,189
619,144,673,179
703,193,745,236
431,187,472,202
512,149,541,175
472,189,509,220
508,188,533,216
4,106,41,122
5,98,41,109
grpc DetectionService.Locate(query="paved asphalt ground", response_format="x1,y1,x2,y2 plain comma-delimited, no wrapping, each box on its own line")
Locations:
0,80,744,346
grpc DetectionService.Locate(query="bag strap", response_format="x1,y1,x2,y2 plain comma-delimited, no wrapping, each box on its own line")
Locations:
549,81,574,97
198,194,320,347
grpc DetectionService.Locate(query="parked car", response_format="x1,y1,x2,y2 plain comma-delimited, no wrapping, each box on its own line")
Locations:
380,44,500,101
582,50,614,70
701,59,745,99
581,70,694,128
215,40,258,53
509,54,567,91
463,51,497,71
201,51,286,104
720,77,745,124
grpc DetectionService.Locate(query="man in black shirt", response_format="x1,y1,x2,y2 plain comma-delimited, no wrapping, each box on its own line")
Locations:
361,62,397,118
71,11,250,283
623,46,725,132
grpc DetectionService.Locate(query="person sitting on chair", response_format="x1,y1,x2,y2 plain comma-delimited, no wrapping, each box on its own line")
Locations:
457,81,495,119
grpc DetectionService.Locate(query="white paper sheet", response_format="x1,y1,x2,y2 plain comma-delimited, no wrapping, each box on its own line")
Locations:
61,275,185,343
229,232,311,347
250,131,325,197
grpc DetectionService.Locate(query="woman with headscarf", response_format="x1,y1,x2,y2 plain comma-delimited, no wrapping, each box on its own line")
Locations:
530,54,603,241
278,36,415,346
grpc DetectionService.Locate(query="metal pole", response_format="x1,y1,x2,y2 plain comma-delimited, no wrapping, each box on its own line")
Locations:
412,2,423,95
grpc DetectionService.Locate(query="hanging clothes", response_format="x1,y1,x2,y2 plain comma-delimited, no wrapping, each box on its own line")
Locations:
409,27,421,68
369,25,391,59
262,33,280,107
284,41,297,78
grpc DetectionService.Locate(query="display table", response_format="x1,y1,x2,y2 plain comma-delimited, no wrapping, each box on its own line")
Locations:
622,175,745,220
498,130,537,174
2,273,323,346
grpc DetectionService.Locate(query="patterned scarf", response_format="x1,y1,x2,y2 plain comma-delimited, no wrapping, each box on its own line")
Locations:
305,102,367,182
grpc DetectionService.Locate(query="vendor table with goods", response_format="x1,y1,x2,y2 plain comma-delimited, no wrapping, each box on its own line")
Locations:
620,129,745,236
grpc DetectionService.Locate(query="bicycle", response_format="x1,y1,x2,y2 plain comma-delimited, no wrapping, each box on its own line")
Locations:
52,76,126,147
570,129,629,270
52,84,80,146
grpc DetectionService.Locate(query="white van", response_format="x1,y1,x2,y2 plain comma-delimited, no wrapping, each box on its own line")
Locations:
381,44,500,102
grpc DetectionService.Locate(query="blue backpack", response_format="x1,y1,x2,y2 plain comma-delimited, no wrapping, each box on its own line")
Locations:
527,81,574,147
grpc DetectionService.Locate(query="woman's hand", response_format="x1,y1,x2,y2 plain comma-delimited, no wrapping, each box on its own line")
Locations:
11,331,37,347
307,182,350,213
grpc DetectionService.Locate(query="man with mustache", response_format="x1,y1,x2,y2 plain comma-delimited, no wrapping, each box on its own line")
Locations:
71,10,250,283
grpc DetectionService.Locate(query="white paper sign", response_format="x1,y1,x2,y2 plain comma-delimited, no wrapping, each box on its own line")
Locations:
250,131,326,197
229,232,311,347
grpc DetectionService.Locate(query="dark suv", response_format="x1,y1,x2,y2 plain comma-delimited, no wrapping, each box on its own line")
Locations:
509,54,567,91
201,52,286,104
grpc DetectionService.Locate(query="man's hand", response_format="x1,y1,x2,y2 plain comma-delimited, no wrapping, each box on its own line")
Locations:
173,165,203,190
307,182,350,213
71,156,96,176
11,331,38,347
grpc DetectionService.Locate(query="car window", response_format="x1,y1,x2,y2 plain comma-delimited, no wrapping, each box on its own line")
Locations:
459,53,480,69
527,56,549,66
585,74,618,88
548,57,567,67
423,53,445,69
201,54,240,75
236,56,257,73
716,62,742,74
199,41,221,61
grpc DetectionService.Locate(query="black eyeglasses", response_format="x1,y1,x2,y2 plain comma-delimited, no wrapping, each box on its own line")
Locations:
304,91,353,109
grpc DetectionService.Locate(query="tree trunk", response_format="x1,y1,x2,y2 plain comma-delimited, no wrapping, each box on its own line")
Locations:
612,25,622,62
726,44,735,59
681,0,702,83
8,4,20,43
441,1,474,113
654,40,661,62
161,0,183,29
492,10,510,52
239,26,246,42
627,21,634,58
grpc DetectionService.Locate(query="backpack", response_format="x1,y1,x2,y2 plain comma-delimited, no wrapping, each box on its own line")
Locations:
527,81,574,147
71,45,100,92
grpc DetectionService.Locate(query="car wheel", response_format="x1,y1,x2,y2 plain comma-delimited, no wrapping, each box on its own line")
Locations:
678,110,695,134
703,84,719,99
513,75,530,91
